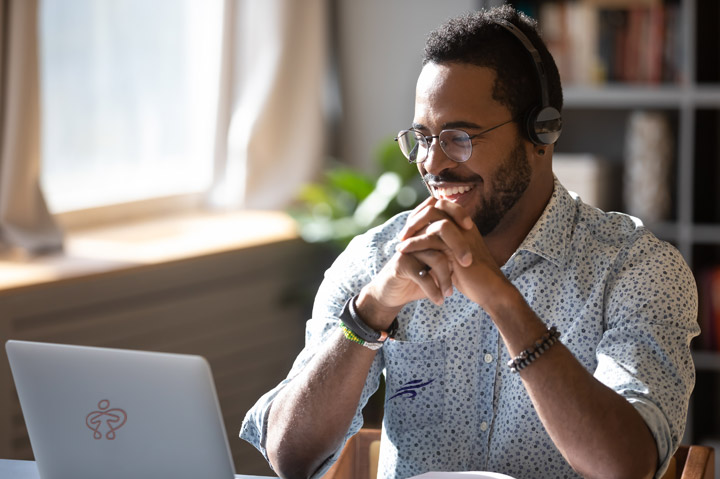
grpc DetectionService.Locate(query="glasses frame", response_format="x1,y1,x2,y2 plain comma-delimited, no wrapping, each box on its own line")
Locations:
395,118,514,164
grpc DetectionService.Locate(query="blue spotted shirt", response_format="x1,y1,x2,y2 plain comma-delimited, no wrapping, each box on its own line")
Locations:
240,179,699,479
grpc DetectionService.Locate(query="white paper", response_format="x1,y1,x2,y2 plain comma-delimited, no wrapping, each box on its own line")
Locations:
409,472,517,479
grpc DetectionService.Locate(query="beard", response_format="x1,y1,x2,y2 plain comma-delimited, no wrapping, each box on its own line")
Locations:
422,138,532,236
473,138,532,235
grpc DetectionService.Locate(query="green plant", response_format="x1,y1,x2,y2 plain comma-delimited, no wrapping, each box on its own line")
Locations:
289,136,426,248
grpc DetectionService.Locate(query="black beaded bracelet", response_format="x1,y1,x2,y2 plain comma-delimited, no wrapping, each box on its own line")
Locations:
507,326,561,373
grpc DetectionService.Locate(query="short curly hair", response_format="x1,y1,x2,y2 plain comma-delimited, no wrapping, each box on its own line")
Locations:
423,5,563,131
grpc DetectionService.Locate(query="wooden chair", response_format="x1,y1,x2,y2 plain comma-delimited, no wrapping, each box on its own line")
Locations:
324,430,714,479
323,429,381,479
661,445,714,479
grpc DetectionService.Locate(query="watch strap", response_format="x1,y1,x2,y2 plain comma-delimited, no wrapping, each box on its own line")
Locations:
340,295,398,344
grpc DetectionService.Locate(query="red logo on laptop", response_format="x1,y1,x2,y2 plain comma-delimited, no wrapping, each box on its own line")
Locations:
85,399,127,440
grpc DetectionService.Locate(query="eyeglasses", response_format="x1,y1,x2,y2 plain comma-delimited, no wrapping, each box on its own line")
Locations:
395,119,514,164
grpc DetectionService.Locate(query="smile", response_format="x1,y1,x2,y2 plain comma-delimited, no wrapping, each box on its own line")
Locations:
431,184,474,200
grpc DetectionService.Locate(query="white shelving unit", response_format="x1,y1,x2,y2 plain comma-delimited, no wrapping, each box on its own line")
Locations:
548,0,720,264
530,0,720,452
563,80,720,265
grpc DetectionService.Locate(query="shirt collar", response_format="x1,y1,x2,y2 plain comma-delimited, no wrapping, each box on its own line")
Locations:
513,176,575,268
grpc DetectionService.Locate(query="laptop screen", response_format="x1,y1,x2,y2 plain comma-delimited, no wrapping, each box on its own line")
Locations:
6,340,236,479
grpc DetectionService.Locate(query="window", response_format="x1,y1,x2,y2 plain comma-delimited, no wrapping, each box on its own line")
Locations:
40,0,224,213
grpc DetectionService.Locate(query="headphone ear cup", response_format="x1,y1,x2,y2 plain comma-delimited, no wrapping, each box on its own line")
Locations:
526,105,563,145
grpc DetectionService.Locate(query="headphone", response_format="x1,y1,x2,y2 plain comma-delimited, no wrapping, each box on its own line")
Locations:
494,19,563,146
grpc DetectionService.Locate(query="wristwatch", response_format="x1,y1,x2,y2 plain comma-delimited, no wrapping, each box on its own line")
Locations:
339,295,398,344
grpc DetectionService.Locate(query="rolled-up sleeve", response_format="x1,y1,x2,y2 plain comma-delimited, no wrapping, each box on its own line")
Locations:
594,234,699,478
239,213,407,476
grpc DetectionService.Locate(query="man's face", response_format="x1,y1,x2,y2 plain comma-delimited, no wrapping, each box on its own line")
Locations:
413,62,533,236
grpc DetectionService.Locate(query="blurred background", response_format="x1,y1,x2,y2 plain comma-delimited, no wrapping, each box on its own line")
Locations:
1,0,720,476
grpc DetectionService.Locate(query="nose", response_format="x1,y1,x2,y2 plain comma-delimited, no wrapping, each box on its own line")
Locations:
422,138,456,175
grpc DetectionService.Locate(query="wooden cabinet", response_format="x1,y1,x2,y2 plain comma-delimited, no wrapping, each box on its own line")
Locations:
0,237,322,476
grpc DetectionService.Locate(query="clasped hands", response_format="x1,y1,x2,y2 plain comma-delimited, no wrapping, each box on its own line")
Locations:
359,196,511,330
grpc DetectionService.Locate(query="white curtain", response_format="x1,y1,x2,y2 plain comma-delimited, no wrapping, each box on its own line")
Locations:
210,0,327,210
0,0,63,253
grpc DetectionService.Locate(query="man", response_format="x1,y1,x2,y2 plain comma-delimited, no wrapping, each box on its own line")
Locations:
241,6,699,479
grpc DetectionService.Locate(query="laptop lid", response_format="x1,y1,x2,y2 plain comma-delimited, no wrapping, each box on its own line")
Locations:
6,340,236,479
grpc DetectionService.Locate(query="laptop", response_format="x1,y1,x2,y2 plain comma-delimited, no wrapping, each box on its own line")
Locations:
6,340,237,479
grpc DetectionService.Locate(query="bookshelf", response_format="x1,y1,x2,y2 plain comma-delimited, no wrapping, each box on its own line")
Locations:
562,83,720,262
517,0,720,451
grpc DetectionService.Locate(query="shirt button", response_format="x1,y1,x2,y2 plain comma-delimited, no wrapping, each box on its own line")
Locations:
480,421,489,431
484,353,493,363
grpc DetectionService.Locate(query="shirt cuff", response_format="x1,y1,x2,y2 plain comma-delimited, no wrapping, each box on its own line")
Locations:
239,383,286,465
627,397,674,479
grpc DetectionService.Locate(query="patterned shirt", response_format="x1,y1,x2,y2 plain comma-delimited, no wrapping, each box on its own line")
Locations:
240,179,699,479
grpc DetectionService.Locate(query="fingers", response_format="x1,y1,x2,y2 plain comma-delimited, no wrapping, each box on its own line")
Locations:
403,196,437,233
399,250,453,305
433,199,475,230
412,250,454,301
398,218,473,267
402,198,474,241
395,198,479,305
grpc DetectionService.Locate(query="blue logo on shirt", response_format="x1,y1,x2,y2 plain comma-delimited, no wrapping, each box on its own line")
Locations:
388,378,435,400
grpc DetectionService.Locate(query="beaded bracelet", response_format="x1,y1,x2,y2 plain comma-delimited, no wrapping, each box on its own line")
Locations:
340,323,384,350
507,326,561,373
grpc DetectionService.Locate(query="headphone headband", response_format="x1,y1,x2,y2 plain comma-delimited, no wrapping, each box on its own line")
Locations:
494,20,550,108
493,19,562,145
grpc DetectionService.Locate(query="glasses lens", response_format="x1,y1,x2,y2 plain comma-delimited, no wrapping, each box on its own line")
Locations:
439,130,472,162
397,130,426,163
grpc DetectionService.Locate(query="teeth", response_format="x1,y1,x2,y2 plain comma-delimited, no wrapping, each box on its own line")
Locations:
433,185,473,198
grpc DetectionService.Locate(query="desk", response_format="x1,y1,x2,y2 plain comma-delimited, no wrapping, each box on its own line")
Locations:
0,459,276,478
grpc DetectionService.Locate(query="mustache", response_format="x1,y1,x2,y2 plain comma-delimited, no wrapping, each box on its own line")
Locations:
423,172,483,184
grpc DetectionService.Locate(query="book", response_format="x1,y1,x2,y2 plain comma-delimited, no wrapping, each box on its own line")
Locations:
711,269,720,352
538,1,681,85
697,266,720,352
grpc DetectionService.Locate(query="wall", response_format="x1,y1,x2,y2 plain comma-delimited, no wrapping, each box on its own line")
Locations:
0,238,327,476
335,0,478,170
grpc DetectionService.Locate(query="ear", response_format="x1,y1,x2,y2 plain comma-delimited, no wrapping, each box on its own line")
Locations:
528,143,554,175
534,143,554,159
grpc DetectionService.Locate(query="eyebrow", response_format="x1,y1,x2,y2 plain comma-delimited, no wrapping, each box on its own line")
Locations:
412,120,484,131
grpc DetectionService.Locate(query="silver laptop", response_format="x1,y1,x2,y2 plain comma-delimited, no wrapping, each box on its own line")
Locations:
6,340,236,479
